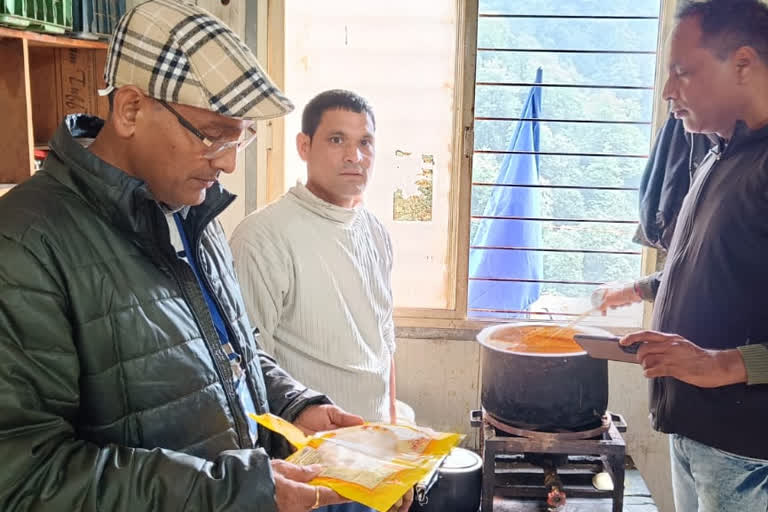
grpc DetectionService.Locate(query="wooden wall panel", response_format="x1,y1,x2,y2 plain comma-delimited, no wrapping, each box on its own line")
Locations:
29,47,107,145
0,38,33,183
55,48,98,120
29,46,61,144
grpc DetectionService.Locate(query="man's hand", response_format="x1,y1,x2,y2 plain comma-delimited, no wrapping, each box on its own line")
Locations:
271,460,347,512
293,404,364,435
591,282,642,315
387,487,414,512
620,330,747,387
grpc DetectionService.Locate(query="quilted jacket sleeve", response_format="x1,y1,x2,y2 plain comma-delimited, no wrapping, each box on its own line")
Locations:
0,236,278,512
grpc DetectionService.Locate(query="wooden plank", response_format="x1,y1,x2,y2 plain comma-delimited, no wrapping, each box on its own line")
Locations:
0,26,108,50
29,46,61,144
450,0,479,317
92,49,109,119
0,38,34,182
639,0,678,330
250,0,270,212
195,0,248,236
198,0,245,35
266,0,286,203
56,47,98,118
29,47,108,145
394,307,460,319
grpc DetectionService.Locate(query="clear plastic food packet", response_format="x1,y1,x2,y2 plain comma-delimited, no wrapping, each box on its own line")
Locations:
249,413,463,512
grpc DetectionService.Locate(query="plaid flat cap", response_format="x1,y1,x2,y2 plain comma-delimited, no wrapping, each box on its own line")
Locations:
101,0,293,120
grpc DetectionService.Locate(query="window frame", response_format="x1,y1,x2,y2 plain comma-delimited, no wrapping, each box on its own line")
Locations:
258,0,679,332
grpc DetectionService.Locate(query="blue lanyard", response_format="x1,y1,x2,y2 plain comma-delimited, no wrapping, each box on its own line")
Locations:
172,214,259,441
173,213,233,351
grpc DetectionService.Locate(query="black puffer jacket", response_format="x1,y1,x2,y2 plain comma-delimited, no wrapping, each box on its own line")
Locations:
0,118,328,511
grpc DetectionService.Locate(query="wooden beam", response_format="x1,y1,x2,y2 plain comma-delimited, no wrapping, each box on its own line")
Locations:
0,26,108,50
29,46,61,144
0,38,34,182
449,0,479,317
266,0,286,203
92,49,110,119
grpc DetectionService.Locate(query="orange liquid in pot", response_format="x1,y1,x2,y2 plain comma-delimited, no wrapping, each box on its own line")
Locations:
487,325,584,354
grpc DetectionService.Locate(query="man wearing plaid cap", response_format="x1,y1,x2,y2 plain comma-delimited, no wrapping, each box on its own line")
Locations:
0,2,367,511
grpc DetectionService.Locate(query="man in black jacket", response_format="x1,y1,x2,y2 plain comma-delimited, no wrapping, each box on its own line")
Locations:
0,2,366,511
619,1,768,510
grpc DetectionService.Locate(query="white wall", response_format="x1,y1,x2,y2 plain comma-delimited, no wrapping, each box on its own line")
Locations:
395,337,674,512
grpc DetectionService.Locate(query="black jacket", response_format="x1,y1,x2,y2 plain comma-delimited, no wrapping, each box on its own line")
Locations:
0,118,329,511
636,116,711,251
650,120,768,459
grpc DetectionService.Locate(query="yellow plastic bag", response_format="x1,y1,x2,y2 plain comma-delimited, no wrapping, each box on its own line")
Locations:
250,413,463,512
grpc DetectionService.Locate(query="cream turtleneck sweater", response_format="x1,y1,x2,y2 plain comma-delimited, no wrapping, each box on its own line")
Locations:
230,183,395,421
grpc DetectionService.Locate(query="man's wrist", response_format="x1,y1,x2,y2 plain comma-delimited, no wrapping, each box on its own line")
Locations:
714,349,748,386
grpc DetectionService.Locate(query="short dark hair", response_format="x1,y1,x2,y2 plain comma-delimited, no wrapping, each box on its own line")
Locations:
677,0,768,62
301,89,375,139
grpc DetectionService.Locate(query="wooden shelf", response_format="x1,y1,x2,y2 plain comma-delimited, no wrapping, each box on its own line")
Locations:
0,27,109,183
0,26,108,50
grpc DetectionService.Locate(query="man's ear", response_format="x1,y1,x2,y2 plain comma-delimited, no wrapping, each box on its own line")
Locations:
732,45,758,85
296,132,311,162
110,86,145,139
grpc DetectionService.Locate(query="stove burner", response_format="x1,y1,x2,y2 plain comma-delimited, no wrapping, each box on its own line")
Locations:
484,410,613,440
471,408,628,512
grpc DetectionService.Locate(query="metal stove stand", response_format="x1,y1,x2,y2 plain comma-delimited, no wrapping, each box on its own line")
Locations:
471,409,627,512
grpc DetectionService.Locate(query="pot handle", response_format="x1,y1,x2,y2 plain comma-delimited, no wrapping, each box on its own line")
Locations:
470,409,483,428
414,454,447,506
611,412,628,432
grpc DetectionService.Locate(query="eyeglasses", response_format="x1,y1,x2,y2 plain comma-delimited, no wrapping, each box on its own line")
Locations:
158,100,257,160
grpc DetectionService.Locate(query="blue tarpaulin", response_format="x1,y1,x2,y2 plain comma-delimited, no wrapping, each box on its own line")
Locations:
468,68,543,318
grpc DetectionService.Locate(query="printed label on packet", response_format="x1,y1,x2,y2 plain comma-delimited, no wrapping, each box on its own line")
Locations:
292,445,398,490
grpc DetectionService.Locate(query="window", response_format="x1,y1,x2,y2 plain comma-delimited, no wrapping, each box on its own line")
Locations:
468,0,662,326
266,0,670,328
281,0,461,310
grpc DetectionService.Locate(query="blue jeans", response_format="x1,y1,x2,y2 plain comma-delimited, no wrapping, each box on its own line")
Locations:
316,504,376,512
670,434,768,512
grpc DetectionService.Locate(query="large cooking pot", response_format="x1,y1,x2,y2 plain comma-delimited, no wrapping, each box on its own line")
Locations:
477,322,610,431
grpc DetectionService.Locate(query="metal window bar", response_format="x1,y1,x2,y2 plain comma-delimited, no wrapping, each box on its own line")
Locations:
469,277,605,286
475,117,652,125
469,246,642,256
472,216,638,224
474,149,648,159
476,82,653,90
478,48,656,55
478,14,659,20
468,308,595,317
471,182,638,191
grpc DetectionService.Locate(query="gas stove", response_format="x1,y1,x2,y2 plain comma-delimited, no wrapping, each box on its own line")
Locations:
470,409,628,511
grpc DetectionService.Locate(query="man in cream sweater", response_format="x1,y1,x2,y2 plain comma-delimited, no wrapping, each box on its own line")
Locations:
231,90,399,427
